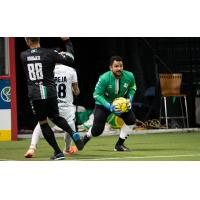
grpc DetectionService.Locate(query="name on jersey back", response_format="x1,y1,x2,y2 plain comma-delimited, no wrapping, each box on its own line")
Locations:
54,76,67,83
27,56,41,61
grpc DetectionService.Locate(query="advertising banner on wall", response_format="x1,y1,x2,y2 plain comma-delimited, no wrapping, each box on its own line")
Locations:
0,79,11,141
0,79,11,109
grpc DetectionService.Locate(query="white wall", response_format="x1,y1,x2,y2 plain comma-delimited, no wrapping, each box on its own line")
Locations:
0,109,11,130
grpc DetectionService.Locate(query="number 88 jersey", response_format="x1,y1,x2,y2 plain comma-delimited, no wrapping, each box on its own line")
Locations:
20,45,74,100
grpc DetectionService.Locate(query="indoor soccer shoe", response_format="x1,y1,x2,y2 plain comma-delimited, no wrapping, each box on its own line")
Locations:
114,144,130,152
24,148,36,158
50,152,65,160
72,132,84,150
82,135,90,145
63,146,78,156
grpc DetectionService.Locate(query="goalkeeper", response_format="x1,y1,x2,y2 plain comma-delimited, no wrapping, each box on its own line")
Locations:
82,56,137,151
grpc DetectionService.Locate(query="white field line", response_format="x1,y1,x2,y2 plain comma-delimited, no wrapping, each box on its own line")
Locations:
0,159,16,161
18,128,200,139
78,154,200,161
1,154,200,161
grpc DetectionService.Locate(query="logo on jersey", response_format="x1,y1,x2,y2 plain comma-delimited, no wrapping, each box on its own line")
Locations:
31,49,38,53
123,83,128,88
0,86,11,102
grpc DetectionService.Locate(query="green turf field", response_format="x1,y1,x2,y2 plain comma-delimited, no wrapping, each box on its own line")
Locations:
1,132,200,161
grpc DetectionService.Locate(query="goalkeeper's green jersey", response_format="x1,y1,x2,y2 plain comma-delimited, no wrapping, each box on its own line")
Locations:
93,70,136,107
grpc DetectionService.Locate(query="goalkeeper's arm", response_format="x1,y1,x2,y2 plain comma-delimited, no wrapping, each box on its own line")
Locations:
126,73,137,110
93,94,121,115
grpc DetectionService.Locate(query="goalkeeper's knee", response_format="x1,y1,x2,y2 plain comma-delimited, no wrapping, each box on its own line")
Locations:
91,125,104,137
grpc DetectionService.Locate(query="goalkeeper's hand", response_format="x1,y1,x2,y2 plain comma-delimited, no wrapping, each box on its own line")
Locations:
106,103,121,115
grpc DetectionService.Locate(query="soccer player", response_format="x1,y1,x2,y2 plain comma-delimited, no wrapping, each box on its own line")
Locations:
24,64,80,158
20,37,83,160
82,56,137,151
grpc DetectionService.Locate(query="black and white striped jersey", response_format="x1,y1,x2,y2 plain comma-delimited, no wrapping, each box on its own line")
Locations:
20,42,74,100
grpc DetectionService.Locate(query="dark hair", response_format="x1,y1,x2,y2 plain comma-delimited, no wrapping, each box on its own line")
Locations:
110,56,123,65
25,37,40,43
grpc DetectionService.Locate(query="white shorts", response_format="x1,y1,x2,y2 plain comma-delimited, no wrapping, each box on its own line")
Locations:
59,106,76,124
47,106,76,131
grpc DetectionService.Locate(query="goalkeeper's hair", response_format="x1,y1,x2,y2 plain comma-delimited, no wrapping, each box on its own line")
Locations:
25,37,40,43
110,55,123,65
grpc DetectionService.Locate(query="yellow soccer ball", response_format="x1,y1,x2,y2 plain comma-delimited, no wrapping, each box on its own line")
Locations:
112,97,128,113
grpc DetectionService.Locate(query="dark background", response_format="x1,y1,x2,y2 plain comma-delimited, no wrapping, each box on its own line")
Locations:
15,37,200,131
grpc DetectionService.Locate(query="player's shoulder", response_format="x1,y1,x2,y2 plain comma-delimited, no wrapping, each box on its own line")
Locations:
21,47,52,57
123,70,134,77
45,48,56,55
55,64,76,73
20,49,36,61
40,48,58,57
20,49,29,58
100,71,111,79
98,71,111,84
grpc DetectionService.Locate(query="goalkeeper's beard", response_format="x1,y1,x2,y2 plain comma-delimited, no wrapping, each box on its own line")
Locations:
113,70,122,78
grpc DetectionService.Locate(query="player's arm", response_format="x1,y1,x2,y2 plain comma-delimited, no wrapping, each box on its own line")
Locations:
126,73,137,110
128,73,137,101
93,76,109,107
72,82,80,96
93,76,122,115
53,38,74,65
71,69,80,96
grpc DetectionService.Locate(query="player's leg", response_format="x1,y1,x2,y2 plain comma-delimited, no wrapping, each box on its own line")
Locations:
114,110,136,151
63,121,78,154
31,99,64,160
82,105,110,146
48,98,84,150
24,123,42,158
59,107,78,155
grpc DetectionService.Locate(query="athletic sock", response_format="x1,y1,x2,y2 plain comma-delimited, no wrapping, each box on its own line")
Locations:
86,127,92,138
115,137,125,146
40,123,62,154
52,116,82,144
30,123,42,149
83,135,91,145
52,116,74,137
62,121,75,151
116,124,135,146
64,133,72,151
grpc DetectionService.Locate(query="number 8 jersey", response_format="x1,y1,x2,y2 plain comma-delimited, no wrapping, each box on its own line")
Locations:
20,44,74,100
54,64,77,108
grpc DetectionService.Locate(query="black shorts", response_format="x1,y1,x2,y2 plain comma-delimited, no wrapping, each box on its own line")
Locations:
30,97,59,121
93,105,136,129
